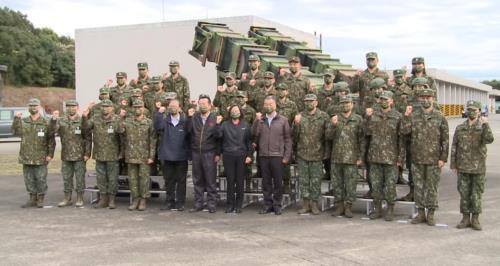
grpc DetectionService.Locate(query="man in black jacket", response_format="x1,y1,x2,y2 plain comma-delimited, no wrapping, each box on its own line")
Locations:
187,94,221,213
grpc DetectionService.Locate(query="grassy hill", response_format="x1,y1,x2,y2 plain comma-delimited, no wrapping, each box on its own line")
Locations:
1,86,75,113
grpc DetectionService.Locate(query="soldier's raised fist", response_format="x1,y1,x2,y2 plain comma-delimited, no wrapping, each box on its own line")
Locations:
331,115,338,125
216,115,223,124
365,108,373,117
52,110,60,120
294,114,301,124
187,108,196,117
158,106,166,113
217,85,225,92
249,79,256,86
405,106,413,116
255,112,262,121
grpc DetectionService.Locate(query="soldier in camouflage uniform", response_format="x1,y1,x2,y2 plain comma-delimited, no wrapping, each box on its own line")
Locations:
326,95,365,218
277,56,314,111
239,55,265,92
129,88,151,118
12,98,56,208
89,87,112,119
83,99,123,209
50,100,92,208
451,100,494,230
250,71,277,112
163,60,191,113
364,91,404,221
214,72,239,117
144,75,166,114
317,69,336,112
351,52,389,110
407,57,437,92
130,62,150,90
119,99,157,211
402,88,449,226
293,94,330,215
110,72,133,105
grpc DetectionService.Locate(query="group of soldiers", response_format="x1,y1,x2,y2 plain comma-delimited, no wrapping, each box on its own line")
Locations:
13,53,493,230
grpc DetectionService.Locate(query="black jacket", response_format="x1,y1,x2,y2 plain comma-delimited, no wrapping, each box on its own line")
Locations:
216,120,253,157
187,112,220,154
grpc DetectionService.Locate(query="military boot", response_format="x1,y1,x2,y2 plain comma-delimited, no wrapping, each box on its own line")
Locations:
36,194,45,208
411,208,426,224
95,195,109,208
385,204,394,221
344,202,353,218
426,208,436,226
369,201,382,219
456,213,471,229
332,201,344,216
298,199,311,214
75,192,84,207
108,195,116,209
128,197,140,211
311,200,320,215
471,214,482,231
21,193,37,208
399,187,414,201
138,198,146,211
58,192,72,207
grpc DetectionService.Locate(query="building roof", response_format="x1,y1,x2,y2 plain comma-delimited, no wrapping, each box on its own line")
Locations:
426,68,492,92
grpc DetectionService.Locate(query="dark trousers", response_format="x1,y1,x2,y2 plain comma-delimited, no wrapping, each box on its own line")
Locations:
163,160,188,208
260,156,284,208
192,151,218,209
223,154,245,208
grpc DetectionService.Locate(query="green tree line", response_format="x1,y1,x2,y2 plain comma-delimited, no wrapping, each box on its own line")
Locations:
482,80,500,91
0,7,75,88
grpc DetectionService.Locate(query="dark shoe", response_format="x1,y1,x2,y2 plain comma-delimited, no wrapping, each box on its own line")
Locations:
234,208,242,213
225,207,234,213
259,206,273,214
189,206,204,213
456,213,471,229
274,206,282,215
208,207,216,213
176,206,185,212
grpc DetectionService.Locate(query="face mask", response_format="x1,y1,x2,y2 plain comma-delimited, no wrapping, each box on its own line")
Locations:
278,91,287,98
421,99,432,109
263,106,273,114
99,94,109,100
67,108,77,116
381,101,389,109
134,107,142,116
226,79,235,87
289,66,298,74
468,110,478,120
29,107,38,115
395,77,403,85
305,102,315,111
153,84,161,91
341,104,351,113
238,98,246,106
230,112,240,119
415,66,424,73
324,76,333,84
102,108,112,115
367,60,377,69
199,106,209,114
117,79,125,86
249,63,258,71
168,107,178,115
170,67,178,75
374,90,382,98
264,79,273,87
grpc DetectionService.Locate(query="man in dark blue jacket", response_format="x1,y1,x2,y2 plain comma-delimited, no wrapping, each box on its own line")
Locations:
154,99,191,211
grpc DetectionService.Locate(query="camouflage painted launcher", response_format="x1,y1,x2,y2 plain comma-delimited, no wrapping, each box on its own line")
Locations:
248,26,355,75
189,21,326,86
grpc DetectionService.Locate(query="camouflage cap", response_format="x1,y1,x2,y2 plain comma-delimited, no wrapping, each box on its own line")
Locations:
151,75,162,83
237,90,248,98
264,71,275,78
304,93,317,101
132,99,144,107
119,95,129,102
333,82,350,93
169,60,179,66
28,98,41,106
137,62,148,69
323,68,336,76
412,57,425,64
379,90,394,100
132,88,142,96
288,56,300,63
466,100,481,109
411,77,429,87
65,99,78,106
198,93,211,101
393,69,404,77
225,72,236,80
99,87,110,94
369,77,387,89
165,92,178,100
366,52,378,59
338,95,353,103
417,88,435,97
276,83,288,90
116,72,127,78
248,55,260,61
100,99,113,107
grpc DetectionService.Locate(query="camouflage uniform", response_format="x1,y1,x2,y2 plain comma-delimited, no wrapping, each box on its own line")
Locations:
120,101,157,202
317,69,336,112
214,72,239,118
451,101,494,217
110,72,133,105
325,82,350,117
326,96,365,208
12,99,56,204
144,76,166,114
401,90,449,218
238,55,265,92
250,84,277,113
365,92,404,219
350,52,389,110
129,62,150,90
293,95,329,206
163,61,191,112
83,100,123,198
407,57,438,92
278,72,312,111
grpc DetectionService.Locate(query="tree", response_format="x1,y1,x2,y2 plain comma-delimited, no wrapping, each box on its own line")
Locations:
481,80,500,91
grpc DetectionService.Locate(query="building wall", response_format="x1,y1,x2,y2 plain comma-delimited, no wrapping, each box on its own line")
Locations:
75,16,316,107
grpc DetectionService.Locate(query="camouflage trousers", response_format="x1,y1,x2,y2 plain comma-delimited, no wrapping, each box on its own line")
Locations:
61,160,86,193
297,159,323,200
128,163,151,198
412,163,441,209
331,163,358,203
369,163,397,204
457,172,485,214
95,161,119,196
23,164,48,194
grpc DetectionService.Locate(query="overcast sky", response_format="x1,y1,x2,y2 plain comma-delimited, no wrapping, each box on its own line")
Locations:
2,0,500,81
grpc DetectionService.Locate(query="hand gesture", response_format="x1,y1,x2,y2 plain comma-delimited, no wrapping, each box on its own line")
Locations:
216,115,223,124
52,110,60,120
217,85,225,92
188,108,196,117
365,108,373,117
255,112,262,121
405,106,413,116
158,106,166,113
331,115,338,125
294,114,301,124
